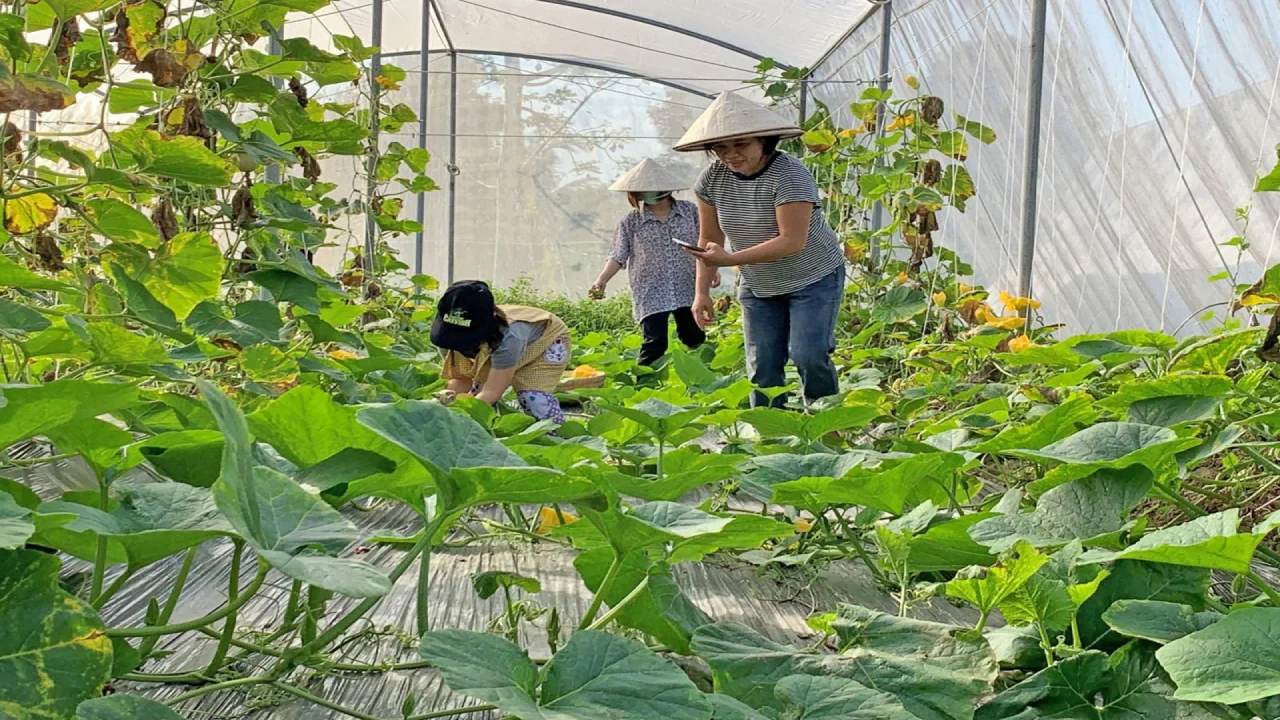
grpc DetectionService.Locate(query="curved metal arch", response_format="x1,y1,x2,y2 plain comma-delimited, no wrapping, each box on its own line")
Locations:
379,48,720,98
528,0,789,70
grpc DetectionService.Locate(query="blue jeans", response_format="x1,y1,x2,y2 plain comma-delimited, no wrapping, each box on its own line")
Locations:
739,266,844,407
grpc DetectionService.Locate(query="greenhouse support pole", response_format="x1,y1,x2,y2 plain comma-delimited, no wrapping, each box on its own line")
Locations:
868,0,893,267
266,33,282,185
364,0,384,274
413,0,430,275
446,51,458,285
1016,0,1049,305
797,81,808,125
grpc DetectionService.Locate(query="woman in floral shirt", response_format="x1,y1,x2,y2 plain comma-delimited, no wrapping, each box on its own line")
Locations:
591,159,717,367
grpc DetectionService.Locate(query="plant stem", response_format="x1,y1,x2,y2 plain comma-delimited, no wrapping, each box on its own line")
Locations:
406,705,498,720
1246,569,1280,606
108,560,268,637
974,611,989,635
166,675,264,706
578,552,623,629
89,477,110,604
279,530,433,673
0,452,76,467
1036,623,1055,667
270,681,383,720
92,568,134,610
417,511,448,636
204,541,244,675
588,576,649,631
139,546,197,658
282,579,303,629
657,436,665,480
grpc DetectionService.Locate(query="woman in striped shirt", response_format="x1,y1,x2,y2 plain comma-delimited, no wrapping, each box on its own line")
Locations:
674,92,846,408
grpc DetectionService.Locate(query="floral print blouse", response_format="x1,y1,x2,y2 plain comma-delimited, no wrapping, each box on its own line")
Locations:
609,199,700,321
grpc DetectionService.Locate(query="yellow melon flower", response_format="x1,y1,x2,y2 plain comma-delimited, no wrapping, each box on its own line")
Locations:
998,290,1042,313
536,506,578,535
905,75,920,89
328,349,359,360
932,292,947,305
793,518,813,533
1008,334,1041,353
985,315,1027,330
895,271,909,284
839,124,867,138
957,282,975,295
885,114,916,132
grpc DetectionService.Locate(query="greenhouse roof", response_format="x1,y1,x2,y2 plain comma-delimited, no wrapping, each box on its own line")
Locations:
312,0,881,96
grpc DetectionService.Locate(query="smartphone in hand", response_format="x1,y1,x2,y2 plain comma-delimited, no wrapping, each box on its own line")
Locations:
671,237,704,251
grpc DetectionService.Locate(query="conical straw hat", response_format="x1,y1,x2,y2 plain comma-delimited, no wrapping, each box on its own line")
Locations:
673,91,802,152
608,159,690,192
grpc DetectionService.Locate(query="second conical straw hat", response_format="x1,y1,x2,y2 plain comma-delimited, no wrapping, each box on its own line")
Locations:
673,91,802,152
608,159,690,192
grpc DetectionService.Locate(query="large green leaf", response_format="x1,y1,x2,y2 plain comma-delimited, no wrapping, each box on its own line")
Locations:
0,549,112,719
0,254,75,293
694,608,996,720
946,542,1047,617
817,452,966,514
999,574,1075,632
1103,600,1222,645
124,430,224,487
609,447,742,501
86,198,161,247
870,285,927,324
975,644,1186,719
1003,422,1199,495
773,674,915,719
1126,395,1222,427
740,451,870,503
0,491,74,549
575,547,711,653
540,630,711,719
1156,607,1280,703
76,694,186,719
969,467,1152,552
973,395,1098,453
1097,375,1233,412
908,513,997,571
423,629,711,719
420,629,542,717
598,398,706,441
82,321,170,366
202,381,390,598
213,466,390,597
119,232,223,320
248,386,430,507
0,297,51,334
129,129,235,185
741,405,880,442
1075,560,1211,650
1079,509,1271,574
1170,328,1263,374
0,379,138,449
109,263,180,331
356,399,525,478
185,300,284,347
33,482,234,570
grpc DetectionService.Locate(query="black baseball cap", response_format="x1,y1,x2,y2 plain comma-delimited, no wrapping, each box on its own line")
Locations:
431,280,496,356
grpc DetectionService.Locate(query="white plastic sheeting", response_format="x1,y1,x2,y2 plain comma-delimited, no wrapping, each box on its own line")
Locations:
278,0,1280,335
811,0,1280,335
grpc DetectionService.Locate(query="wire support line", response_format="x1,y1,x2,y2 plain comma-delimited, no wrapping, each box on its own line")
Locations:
401,68,870,84
814,0,1001,88
448,0,758,74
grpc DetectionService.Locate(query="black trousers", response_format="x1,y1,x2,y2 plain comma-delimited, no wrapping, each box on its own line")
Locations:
639,307,707,367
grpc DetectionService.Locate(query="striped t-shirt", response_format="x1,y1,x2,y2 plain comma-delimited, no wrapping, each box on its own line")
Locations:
694,152,843,297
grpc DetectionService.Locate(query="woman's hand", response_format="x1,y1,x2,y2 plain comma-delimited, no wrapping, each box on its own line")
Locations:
588,281,606,300
692,292,716,329
684,243,735,268
710,271,721,289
